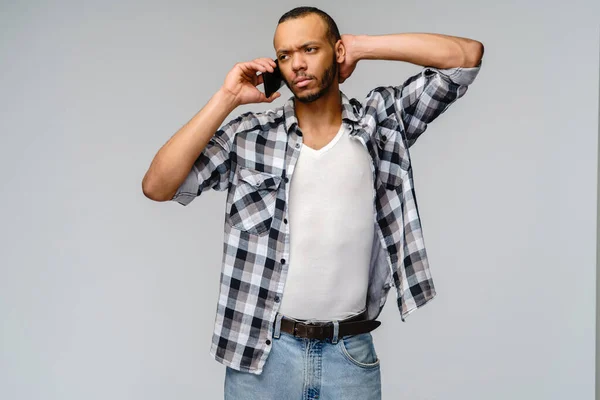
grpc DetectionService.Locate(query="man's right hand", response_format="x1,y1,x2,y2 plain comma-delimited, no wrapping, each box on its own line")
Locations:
222,58,281,106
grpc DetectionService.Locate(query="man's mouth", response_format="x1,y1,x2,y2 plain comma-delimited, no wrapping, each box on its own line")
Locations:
295,77,312,88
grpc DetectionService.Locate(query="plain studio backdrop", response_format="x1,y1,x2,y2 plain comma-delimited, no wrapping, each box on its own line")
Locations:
1,1,599,399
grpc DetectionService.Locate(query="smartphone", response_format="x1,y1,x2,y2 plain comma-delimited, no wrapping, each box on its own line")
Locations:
262,59,283,98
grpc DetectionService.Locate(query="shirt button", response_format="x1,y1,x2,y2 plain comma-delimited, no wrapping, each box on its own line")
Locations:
283,218,288,224
381,135,387,141
274,296,280,302
295,143,300,148
281,259,286,264
266,339,271,345
284,177,289,183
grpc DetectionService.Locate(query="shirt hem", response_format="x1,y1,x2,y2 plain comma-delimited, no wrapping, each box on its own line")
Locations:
209,344,264,375
400,291,437,322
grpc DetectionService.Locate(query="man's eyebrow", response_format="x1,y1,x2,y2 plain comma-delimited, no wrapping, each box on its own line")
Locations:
277,41,320,53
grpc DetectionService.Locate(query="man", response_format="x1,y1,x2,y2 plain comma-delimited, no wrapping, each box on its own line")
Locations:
142,6,483,399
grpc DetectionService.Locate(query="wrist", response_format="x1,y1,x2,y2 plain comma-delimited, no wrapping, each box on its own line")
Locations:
216,87,241,110
348,34,369,62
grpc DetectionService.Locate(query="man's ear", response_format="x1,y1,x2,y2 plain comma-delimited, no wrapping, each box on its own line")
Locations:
334,39,346,63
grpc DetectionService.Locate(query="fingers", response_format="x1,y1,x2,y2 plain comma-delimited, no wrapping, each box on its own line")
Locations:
259,58,277,70
250,58,275,74
238,63,267,79
248,58,277,87
249,62,268,73
266,92,280,102
259,91,280,103
238,58,276,79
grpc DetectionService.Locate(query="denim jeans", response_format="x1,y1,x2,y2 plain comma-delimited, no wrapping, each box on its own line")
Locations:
224,311,382,399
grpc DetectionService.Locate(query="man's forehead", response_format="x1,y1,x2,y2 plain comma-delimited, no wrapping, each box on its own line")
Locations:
273,15,327,51
274,39,324,53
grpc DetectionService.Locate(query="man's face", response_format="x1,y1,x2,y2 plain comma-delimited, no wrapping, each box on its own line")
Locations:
273,14,338,104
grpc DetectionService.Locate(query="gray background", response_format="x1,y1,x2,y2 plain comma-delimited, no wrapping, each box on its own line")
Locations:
1,0,598,399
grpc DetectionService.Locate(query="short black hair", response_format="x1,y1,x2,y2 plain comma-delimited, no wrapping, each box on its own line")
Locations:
278,6,341,47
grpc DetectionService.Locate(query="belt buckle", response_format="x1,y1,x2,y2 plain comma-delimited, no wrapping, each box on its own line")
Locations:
307,324,325,339
293,321,327,339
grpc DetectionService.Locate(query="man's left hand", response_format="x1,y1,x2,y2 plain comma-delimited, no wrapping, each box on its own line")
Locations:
338,34,359,84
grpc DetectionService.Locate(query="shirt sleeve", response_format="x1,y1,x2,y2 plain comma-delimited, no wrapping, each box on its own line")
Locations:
378,58,482,148
170,113,247,206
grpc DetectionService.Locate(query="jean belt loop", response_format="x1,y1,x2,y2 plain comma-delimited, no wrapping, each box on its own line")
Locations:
273,313,283,339
332,320,340,344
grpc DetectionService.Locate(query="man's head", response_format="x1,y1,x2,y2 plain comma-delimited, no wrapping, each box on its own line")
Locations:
273,7,344,104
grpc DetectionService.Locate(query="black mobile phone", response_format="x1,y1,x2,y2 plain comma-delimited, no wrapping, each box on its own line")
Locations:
262,59,283,98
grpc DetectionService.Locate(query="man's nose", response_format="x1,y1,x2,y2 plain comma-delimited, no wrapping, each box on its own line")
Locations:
291,55,307,72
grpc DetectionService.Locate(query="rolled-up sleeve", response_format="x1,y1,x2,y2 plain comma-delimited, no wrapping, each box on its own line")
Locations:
376,58,482,148
430,58,482,86
171,114,247,206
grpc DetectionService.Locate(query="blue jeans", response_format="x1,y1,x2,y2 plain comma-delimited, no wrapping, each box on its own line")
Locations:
224,311,382,399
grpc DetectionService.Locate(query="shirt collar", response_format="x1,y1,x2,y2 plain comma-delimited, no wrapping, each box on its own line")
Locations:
283,90,361,133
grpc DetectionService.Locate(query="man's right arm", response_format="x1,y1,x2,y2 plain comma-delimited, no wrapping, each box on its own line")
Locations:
141,88,240,202
142,57,280,204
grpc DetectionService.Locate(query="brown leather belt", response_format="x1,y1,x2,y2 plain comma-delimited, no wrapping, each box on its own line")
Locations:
277,309,381,341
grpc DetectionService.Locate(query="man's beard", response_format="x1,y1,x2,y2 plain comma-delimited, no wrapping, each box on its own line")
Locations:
283,54,338,104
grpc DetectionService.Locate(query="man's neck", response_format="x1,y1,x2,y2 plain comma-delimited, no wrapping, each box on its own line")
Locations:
294,87,343,135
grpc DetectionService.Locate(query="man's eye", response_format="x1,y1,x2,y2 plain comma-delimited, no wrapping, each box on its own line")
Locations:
306,47,316,52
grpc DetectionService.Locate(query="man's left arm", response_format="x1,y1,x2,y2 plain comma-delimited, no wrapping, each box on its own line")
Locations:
342,33,484,148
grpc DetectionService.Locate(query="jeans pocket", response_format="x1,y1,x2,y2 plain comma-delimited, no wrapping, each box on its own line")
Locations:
338,332,380,369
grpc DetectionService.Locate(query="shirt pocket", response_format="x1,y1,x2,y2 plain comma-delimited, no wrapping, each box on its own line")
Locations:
375,116,410,190
227,167,282,235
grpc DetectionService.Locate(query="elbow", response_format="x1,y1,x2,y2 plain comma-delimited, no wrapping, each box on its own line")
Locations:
443,40,484,69
142,175,173,202
465,41,484,68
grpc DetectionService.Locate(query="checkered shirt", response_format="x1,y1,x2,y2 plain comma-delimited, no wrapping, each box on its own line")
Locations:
172,59,482,374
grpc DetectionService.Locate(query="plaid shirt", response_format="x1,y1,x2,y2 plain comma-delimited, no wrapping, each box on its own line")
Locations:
172,59,482,374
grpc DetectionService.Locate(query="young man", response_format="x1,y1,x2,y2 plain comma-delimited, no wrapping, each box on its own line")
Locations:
142,6,483,399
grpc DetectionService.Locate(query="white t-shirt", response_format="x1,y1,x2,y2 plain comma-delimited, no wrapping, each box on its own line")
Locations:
278,122,375,322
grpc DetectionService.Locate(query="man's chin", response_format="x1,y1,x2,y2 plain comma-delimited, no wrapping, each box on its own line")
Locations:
297,87,335,103
294,92,315,103
295,94,320,104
